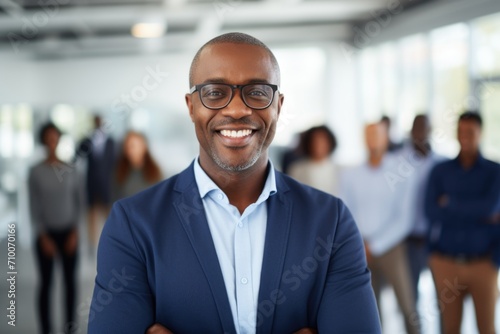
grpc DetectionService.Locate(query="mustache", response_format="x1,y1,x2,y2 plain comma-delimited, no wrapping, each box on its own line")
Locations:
212,118,259,129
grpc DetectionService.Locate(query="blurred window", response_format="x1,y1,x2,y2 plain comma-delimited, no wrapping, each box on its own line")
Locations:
379,43,398,119
0,104,34,159
472,12,500,78
481,82,500,162
359,47,381,122
51,104,93,162
399,34,430,136
272,47,327,146
430,23,470,157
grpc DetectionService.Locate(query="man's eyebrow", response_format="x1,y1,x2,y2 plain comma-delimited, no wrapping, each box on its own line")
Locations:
202,78,226,84
247,79,272,84
201,78,272,84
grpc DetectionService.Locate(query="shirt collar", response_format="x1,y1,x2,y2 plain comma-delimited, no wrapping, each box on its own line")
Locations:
475,152,486,165
193,157,277,202
364,154,390,170
453,152,485,168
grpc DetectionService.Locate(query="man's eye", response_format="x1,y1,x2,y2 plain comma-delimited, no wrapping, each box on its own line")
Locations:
246,90,270,101
248,90,266,96
204,90,227,98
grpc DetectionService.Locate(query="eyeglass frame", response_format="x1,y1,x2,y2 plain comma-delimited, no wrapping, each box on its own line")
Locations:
189,82,280,110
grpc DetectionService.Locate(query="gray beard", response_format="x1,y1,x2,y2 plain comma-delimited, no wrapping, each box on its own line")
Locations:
210,146,262,172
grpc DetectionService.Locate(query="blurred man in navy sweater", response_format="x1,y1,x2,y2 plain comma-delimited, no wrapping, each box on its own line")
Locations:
425,111,500,334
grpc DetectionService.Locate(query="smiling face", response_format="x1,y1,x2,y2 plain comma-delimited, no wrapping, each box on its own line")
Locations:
124,132,147,168
308,130,331,161
43,127,61,154
186,43,284,174
411,115,430,145
458,119,481,155
365,123,388,155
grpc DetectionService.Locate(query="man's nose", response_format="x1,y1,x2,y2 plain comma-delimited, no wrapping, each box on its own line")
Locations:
220,91,252,119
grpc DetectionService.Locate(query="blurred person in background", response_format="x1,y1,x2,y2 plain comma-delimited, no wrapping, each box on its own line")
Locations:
280,130,306,174
399,114,445,302
288,125,339,195
114,131,163,199
340,122,419,334
381,115,403,152
76,115,115,248
29,122,81,334
425,111,500,334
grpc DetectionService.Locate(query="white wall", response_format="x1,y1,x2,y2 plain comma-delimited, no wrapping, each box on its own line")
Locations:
1,51,193,111
0,55,46,104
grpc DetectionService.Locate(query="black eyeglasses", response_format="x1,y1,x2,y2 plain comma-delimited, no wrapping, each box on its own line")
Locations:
190,83,279,110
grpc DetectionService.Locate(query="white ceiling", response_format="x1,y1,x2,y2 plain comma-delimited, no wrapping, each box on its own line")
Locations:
0,0,435,58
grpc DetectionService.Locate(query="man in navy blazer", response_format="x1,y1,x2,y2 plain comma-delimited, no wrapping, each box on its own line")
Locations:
88,32,380,334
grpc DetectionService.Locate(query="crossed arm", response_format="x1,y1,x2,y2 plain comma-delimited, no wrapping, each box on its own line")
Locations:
90,197,379,333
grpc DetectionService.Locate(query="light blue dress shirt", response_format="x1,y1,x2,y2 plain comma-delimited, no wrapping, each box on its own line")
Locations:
339,153,417,256
193,158,277,334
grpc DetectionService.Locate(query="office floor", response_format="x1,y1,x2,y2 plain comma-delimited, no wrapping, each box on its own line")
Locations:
1,228,499,334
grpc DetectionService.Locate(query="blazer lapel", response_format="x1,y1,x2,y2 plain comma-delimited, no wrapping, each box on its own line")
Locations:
173,165,236,334
257,173,293,334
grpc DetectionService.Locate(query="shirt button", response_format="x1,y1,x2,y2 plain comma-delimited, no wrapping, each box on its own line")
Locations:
241,277,248,284
218,193,224,200
238,222,243,228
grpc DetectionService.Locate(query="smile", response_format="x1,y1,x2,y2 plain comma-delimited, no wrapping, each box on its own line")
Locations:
219,129,253,138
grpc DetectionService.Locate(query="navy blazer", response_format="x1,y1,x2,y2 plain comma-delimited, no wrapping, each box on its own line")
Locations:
88,163,380,333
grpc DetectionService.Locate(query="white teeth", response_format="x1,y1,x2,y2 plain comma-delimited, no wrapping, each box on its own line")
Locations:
220,129,253,138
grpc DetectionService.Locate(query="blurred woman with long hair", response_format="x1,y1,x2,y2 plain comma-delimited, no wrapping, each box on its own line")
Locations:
114,131,162,199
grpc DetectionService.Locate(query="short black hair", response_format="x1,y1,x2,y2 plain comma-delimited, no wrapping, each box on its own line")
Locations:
412,114,429,127
189,32,280,87
302,125,337,157
413,113,428,122
380,115,391,125
39,122,61,145
459,111,482,128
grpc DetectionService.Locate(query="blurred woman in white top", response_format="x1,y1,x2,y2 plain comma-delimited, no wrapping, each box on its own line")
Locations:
288,125,338,196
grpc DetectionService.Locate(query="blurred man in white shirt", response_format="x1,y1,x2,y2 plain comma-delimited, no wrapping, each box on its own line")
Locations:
340,122,419,334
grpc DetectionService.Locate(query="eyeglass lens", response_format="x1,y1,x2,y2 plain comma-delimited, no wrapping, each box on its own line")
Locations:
199,84,274,109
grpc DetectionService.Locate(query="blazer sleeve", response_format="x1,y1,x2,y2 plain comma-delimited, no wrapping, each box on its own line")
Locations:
88,202,154,333
316,200,381,333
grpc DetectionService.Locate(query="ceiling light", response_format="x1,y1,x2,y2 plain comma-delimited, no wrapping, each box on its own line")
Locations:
131,22,166,39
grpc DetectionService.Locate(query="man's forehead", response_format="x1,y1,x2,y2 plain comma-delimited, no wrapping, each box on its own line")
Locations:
193,43,278,83
200,42,270,60
459,120,481,128
366,123,383,131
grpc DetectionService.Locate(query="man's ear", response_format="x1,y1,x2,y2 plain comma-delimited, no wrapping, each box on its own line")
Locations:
185,93,195,122
277,93,285,117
